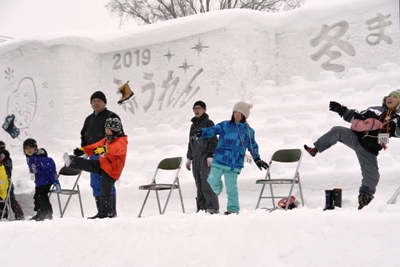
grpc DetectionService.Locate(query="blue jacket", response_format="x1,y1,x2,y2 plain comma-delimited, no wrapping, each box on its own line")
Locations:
26,149,57,187
201,120,260,171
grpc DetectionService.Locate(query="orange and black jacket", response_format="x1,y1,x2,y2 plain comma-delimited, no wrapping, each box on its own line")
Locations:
83,135,128,180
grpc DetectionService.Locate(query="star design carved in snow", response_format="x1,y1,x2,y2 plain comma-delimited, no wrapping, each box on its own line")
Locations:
164,49,175,62
178,58,193,73
4,67,14,81
191,38,209,55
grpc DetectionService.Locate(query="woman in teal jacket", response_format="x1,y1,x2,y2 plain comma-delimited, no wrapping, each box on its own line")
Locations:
191,101,269,214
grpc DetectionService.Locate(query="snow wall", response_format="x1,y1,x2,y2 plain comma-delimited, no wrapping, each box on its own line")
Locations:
0,0,399,148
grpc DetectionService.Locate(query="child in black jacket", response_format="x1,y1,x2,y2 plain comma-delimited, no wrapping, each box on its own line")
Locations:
304,90,400,209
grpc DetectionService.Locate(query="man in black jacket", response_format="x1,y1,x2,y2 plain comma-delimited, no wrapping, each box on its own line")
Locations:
186,101,219,214
80,91,122,217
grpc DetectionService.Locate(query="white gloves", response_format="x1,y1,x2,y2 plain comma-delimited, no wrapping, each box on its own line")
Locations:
186,159,192,171
207,157,213,167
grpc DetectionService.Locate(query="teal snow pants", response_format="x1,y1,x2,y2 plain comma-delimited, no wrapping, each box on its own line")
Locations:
207,165,240,214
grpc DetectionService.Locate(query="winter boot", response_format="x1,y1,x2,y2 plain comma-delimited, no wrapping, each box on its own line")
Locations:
87,197,101,219
30,210,52,221
2,114,20,139
323,190,335,211
303,145,318,157
333,188,342,208
11,200,25,220
224,210,235,215
29,212,40,221
98,196,113,219
205,209,219,215
110,194,117,218
358,194,373,210
117,81,135,105
39,211,53,221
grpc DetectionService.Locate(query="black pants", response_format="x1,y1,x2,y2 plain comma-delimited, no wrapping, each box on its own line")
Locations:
192,156,219,210
69,156,116,216
0,201,8,219
69,156,115,196
69,156,102,175
34,184,52,214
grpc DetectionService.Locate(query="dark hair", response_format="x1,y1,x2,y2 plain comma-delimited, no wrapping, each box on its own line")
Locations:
193,100,206,110
23,138,37,149
230,112,247,123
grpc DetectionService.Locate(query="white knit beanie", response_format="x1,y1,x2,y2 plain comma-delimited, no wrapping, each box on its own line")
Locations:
233,101,253,119
388,89,400,101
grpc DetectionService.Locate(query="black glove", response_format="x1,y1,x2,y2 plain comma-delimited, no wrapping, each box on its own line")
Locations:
329,101,347,117
190,129,202,139
74,147,85,156
254,158,269,171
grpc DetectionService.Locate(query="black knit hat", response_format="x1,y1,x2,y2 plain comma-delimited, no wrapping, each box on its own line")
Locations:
0,140,5,150
90,91,107,104
193,100,206,109
23,138,37,149
105,117,122,135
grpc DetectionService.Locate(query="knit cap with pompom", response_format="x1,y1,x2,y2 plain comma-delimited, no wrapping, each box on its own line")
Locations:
233,101,253,119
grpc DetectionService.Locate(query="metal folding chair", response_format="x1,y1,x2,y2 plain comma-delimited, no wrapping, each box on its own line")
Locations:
0,174,11,220
138,157,184,217
255,149,304,211
49,166,84,218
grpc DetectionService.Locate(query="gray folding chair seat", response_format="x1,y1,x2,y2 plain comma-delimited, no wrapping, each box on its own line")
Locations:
255,149,304,211
138,157,185,217
49,166,84,218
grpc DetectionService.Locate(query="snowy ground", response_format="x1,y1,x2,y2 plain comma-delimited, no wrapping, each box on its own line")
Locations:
2,65,400,266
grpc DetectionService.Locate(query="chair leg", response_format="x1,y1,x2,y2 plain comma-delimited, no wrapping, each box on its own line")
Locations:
177,182,185,213
77,186,84,218
298,182,305,207
57,193,63,218
162,188,174,214
269,184,277,209
388,185,400,204
156,191,163,214
61,194,73,218
256,184,266,209
138,190,151,217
